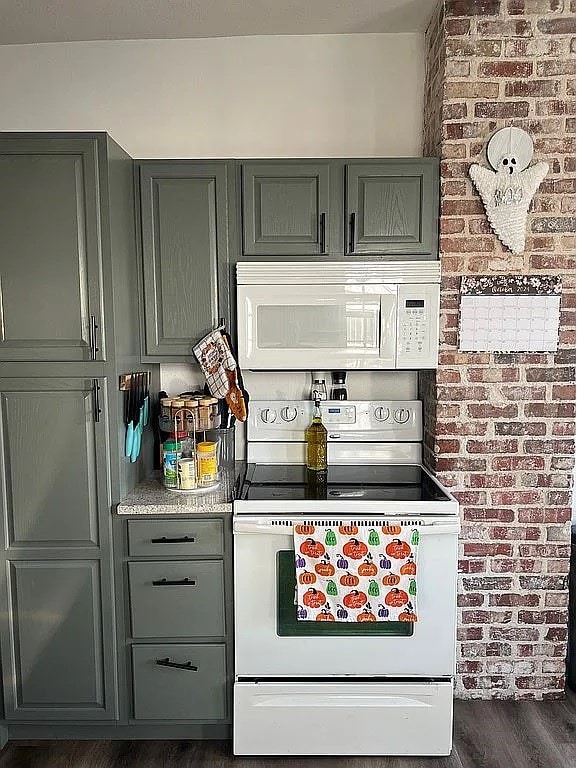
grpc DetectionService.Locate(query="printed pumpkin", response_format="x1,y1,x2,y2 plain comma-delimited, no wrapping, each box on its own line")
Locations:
299,538,325,558
343,538,369,560
303,588,326,608
382,572,400,586
385,539,411,560
384,588,409,608
298,571,316,585
357,608,376,622
358,560,378,577
340,572,360,587
315,559,335,577
295,523,315,535
382,524,402,536
343,590,368,609
316,609,335,622
339,524,358,536
400,558,417,576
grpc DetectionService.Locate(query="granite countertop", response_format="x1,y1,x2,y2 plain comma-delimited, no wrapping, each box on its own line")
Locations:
117,468,240,515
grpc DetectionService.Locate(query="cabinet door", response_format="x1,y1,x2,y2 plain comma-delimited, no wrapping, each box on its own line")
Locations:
346,160,439,257
0,137,104,362
2,559,116,720
139,163,228,358
0,378,107,549
242,162,332,256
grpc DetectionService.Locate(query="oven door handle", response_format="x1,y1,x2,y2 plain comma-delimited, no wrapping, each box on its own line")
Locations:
233,520,460,535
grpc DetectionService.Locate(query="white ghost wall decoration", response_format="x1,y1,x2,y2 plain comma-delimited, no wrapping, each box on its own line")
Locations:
468,127,548,254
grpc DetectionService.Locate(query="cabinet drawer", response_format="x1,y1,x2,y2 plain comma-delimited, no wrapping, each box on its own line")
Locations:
132,643,226,720
129,561,225,638
127,519,223,557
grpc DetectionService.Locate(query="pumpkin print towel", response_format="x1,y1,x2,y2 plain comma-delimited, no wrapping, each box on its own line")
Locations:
294,522,419,623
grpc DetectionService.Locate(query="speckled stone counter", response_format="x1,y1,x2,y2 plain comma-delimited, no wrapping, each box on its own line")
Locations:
116,470,236,515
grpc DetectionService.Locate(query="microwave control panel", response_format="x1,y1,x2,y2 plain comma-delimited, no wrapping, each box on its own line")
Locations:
396,283,440,369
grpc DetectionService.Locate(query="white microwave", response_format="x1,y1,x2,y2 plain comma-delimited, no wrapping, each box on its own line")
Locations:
236,261,441,370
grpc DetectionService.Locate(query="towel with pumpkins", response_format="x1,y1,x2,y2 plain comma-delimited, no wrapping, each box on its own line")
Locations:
294,522,419,622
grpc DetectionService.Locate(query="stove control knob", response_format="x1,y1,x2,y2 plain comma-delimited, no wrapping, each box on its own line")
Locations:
373,406,390,422
260,408,277,424
394,408,411,424
281,406,298,422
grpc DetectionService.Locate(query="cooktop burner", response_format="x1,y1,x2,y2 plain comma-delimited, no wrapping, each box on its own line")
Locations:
239,464,451,502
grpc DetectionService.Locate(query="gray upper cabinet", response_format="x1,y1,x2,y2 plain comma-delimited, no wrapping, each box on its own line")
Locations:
346,160,439,256
239,158,439,259
138,163,230,359
0,137,104,362
241,162,334,256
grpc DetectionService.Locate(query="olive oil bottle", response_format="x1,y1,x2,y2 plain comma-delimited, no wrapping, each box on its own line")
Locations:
305,399,327,472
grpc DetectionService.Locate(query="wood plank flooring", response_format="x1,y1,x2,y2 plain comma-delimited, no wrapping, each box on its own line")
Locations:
0,692,574,768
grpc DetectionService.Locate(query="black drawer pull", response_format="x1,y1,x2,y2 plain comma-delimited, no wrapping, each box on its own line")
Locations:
152,578,196,586
150,536,196,544
156,657,198,672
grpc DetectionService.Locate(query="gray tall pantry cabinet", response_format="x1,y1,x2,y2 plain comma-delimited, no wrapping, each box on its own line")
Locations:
0,134,152,732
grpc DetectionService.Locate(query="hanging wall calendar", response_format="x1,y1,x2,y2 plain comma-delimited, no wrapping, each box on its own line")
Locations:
458,275,561,353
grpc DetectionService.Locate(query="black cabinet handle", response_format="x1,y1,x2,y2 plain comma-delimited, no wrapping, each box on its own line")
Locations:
92,379,101,423
319,212,326,254
348,212,356,253
152,578,196,586
156,657,198,672
150,536,196,544
89,314,99,360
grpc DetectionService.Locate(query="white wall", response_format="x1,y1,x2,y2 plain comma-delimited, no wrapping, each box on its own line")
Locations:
0,33,424,158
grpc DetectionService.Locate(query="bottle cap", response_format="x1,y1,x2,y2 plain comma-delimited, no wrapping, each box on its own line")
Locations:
163,441,182,450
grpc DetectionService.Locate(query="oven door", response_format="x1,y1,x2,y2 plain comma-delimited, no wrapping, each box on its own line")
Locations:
233,515,459,678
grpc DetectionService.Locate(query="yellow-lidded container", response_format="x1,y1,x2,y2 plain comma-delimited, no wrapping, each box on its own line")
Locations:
196,441,218,486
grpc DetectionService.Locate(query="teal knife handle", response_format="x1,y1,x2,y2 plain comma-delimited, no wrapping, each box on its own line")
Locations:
125,422,134,457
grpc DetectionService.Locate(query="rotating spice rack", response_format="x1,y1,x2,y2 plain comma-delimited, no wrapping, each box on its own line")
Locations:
160,408,220,494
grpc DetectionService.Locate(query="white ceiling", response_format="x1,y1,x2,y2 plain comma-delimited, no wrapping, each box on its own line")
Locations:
0,0,437,45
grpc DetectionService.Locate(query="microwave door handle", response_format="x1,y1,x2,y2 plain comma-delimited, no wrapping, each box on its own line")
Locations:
379,294,397,365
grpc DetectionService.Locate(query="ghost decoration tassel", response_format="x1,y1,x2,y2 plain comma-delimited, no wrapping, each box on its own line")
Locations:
469,127,548,254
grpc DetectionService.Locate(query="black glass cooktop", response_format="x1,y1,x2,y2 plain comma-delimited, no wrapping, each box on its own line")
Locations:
239,464,451,502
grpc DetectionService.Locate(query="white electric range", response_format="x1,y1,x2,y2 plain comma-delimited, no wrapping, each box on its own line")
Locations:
233,400,460,757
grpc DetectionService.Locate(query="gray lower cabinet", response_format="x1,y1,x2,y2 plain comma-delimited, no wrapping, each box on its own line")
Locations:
132,644,226,720
239,158,439,258
126,518,229,723
0,377,117,720
0,136,104,363
138,162,231,359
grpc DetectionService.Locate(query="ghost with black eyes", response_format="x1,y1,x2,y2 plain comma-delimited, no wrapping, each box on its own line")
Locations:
469,127,548,254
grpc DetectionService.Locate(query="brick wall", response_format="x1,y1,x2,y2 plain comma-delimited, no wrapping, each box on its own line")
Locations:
422,0,575,699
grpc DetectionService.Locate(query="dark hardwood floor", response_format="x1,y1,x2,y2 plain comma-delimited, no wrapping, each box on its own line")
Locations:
0,692,574,768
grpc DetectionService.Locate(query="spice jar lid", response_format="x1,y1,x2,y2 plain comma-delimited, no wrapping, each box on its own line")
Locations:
199,397,213,406
171,399,185,407
160,398,173,406
183,399,199,408
206,397,218,405
197,441,217,452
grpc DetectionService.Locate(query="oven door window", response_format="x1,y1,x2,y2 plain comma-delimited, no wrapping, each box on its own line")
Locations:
276,551,413,637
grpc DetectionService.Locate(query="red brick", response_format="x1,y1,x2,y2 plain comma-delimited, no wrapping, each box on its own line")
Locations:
519,544,571,558
516,676,565,689
489,593,540,607
447,39,502,57
445,0,500,16
490,526,541,541
491,490,542,505
519,611,545,624
490,559,543,573
458,661,484,673
552,385,577,401
546,627,568,641
537,59,576,76
468,404,518,419
490,627,540,641
463,576,513,591
479,60,532,77
464,543,514,557
467,439,519,454
524,403,575,418
445,82,500,99
478,19,532,37
463,507,515,522
495,422,547,436
537,17,576,34
437,457,487,471
475,101,530,119
505,80,560,97
458,626,484,640
519,575,567,591
492,456,545,471
468,473,516,488
458,559,487,574
501,386,547,401
458,593,485,607
532,217,576,234
524,439,575,455
445,19,471,35
518,508,572,523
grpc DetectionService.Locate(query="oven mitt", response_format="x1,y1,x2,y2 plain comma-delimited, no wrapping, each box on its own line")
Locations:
193,329,236,399
221,334,247,422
